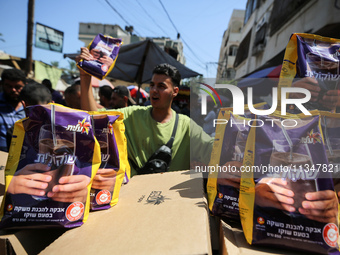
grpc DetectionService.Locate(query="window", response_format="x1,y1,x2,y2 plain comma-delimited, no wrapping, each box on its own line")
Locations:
269,0,309,36
254,23,267,46
234,30,252,68
229,45,238,56
244,0,258,24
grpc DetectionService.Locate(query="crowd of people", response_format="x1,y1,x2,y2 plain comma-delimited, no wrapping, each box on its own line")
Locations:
1,45,340,222
0,64,208,153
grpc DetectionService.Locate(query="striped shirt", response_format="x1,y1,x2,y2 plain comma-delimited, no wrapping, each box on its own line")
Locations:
0,93,25,152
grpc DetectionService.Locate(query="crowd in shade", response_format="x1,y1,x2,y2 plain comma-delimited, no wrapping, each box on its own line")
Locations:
0,68,205,153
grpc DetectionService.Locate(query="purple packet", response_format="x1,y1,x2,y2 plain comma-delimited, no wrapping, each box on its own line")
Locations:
240,113,339,254
278,33,340,113
89,111,128,211
77,34,122,80
208,112,250,221
0,104,101,229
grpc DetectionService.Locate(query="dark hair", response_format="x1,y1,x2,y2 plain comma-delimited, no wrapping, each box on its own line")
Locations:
1,69,26,84
152,63,181,87
112,86,136,105
41,79,53,91
99,85,112,100
20,81,52,105
64,83,81,96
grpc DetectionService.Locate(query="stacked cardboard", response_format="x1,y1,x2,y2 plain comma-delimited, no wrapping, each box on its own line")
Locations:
0,167,212,255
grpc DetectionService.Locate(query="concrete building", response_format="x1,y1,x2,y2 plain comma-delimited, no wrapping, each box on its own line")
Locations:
233,0,340,79
78,23,142,46
78,23,185,64
217,9,245,81
150,37,185,64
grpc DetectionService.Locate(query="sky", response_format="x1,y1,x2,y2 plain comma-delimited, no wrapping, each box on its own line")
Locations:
0,0,247,78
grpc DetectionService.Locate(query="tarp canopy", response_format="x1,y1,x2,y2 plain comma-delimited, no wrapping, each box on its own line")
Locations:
108,40,201,84
65,39,201,85
237,65,282,88
237,65,282,96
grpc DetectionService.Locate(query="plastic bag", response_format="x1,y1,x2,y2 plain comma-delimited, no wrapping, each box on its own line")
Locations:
77,34,122,80
278,33,340,112
239,112,339,254
0,104,101,229
89,111,128,210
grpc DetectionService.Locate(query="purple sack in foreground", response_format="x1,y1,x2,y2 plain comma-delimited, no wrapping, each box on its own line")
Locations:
0,104,101,229
89,113,125,211
240,113,339,255
77,34,122,80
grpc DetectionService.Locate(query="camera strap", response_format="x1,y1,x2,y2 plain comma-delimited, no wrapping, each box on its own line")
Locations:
165,113,179,149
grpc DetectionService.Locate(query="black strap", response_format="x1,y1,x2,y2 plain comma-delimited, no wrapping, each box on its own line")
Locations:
165,113,179,149
130,113,179,173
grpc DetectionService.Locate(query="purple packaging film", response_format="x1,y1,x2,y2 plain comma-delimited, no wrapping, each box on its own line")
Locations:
78,34,122,80
241,114,339,254
284,34,340,113
0,104,100,229
211,113,250,221
90,114,120,211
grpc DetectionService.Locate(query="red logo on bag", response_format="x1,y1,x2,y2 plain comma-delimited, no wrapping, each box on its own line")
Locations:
96,190,111,205
66,202,84,222
101,64,108,72
218,193,223,199
6,204,13,212
257,217,265,225
323,223,338,247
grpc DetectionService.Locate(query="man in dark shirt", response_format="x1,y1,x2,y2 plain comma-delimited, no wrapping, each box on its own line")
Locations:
0,69,26,151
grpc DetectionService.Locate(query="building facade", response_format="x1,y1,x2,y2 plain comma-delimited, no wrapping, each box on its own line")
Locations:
78,23,185,64
217,9,245,81
232,0,340,79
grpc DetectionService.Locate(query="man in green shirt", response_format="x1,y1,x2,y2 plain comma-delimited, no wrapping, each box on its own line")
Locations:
77,47,213,177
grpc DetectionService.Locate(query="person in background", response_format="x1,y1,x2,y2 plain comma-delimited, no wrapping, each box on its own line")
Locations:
6,80,53,151
0,69,26,152
77,46,213,177
41,79,64,105
180,101,190,117
110,85,136,109
21,80,52,106
64,83,82,109
99,85,113,109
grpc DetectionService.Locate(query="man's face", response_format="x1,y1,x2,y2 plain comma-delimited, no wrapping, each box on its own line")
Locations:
2,79,25,103
110,92,126,109
149,74,178,110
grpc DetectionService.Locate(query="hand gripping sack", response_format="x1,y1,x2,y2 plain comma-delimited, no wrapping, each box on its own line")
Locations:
0,104,101,229
77,33,122,80
277,33,340,113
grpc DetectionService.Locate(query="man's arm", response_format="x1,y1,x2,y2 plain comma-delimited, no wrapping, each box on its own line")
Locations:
76,47,99,111
190,119,214,164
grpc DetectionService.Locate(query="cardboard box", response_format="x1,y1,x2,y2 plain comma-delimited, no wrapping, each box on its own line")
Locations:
0,170,212,254
219,219,303,255
40,170,212,255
